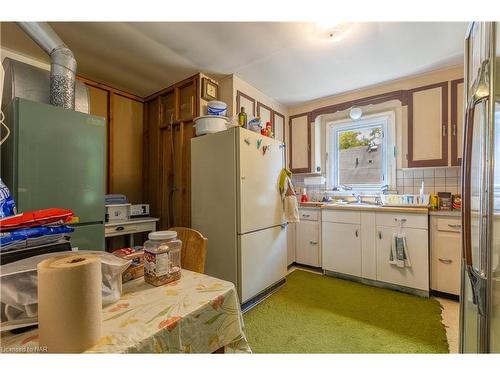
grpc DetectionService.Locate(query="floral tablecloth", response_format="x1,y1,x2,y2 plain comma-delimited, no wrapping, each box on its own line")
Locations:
0,270,251,353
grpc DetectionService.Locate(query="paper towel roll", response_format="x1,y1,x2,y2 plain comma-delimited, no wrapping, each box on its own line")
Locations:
37,254,102,353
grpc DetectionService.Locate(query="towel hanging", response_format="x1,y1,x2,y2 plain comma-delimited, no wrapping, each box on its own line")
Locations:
389,219,411,268
279,168,299,223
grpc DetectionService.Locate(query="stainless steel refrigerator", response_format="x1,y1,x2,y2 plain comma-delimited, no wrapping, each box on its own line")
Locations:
191,127,287,305
1,98,106,250
460,22,500,353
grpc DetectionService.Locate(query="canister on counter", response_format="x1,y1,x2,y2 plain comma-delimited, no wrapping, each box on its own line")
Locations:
438,192,452,211
143,231,182,286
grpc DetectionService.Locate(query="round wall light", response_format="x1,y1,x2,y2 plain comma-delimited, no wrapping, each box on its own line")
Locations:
349,107,362,120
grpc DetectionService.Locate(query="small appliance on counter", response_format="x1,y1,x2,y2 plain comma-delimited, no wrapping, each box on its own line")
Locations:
130,204,150,218
105,204,131,222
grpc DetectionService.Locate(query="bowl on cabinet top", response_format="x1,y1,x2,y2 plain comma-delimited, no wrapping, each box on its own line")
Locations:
207,100,227,116
194,115,229,136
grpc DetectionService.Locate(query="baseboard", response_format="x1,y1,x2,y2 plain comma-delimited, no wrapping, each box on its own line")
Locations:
430,290,460,301
323,270,430,298
241,278,286,313
292,263,323,273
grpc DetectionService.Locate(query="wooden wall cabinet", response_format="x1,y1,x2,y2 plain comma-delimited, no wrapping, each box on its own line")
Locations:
273,111,285,143
451,78,465,166
144,74,200,230
236,91,255,118
83,79,144,203
407,82,449,167
289,113,311,173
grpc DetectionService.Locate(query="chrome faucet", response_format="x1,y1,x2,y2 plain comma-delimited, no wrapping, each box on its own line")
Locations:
334,184,352,191
352,192,362,203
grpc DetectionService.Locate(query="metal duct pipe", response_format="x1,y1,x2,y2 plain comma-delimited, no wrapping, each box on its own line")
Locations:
17,22,77,110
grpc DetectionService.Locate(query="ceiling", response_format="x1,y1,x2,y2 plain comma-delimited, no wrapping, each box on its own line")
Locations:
0,22,468,106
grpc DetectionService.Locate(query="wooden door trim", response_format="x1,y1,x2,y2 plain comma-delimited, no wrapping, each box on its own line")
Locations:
236,91,256,117
451,78,464,166
407,81,449,168
289,112,311,174
310,90,408,119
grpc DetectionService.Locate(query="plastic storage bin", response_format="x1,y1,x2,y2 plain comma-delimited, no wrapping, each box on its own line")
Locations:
143,231,182,286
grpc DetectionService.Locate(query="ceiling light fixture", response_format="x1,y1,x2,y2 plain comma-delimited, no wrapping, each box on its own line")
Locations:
314,21,352,42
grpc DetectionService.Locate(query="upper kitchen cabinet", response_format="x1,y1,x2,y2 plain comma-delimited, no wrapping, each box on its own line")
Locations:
82,78,144,202
407,82,449,167
273,111,285,143
257,102,273,127
144,74,202,229
289,113,311,173
289,113,322,174
178,80,197,122
236,91,256,118
451,78,464,166
159,79,197,126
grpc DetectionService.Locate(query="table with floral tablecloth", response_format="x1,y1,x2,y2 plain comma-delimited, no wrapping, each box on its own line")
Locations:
0,269,251,353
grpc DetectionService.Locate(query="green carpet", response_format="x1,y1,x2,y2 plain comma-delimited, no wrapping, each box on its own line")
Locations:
243,270,449,353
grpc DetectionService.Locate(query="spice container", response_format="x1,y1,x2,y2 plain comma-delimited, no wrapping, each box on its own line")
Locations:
143,231,182,286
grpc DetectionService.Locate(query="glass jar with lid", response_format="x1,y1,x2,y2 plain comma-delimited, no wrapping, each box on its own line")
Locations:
143,231,182,286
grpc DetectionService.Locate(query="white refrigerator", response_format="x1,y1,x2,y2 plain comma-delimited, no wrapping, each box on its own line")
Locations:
191,127,287,304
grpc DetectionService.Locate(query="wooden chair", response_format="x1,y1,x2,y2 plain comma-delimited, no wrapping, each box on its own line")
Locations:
168,227,208,273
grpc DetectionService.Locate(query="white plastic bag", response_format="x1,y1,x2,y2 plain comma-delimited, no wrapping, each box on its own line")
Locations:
0,250,131,331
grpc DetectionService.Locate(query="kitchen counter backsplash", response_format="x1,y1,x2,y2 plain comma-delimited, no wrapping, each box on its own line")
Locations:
293,166,461,201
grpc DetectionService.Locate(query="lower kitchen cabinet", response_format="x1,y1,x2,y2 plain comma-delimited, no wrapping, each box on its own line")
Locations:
322,222,361,277
295,210,321,267
430,215,461,295
375,226,429,291
322,208,429,293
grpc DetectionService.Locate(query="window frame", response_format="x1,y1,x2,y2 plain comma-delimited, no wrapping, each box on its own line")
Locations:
326,111,396,192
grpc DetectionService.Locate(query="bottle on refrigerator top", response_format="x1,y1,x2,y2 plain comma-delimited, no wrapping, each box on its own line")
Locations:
143,231,182,286
238,107,247,127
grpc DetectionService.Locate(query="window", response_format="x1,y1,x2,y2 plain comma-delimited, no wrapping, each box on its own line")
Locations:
326,112,396,191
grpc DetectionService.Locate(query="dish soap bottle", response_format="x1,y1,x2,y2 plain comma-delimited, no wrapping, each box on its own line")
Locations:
238,107,247,127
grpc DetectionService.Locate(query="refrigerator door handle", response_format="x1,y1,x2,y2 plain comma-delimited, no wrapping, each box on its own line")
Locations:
461,68,490,316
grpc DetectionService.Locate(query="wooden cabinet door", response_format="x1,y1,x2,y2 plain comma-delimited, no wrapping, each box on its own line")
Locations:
430,217,461,295
289,113,311,173
257,102,272,127
407,82,448,167
109,94,144,204
451,79,465,166
236,91,255,119
296,221,320,267
322,222,361,276
375,226,429,291
273,111,285,143
160,90,176,127
178,80,196,122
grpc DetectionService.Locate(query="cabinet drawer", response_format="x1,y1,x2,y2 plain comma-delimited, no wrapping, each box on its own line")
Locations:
436,217,462,233
322,209,360,224
105,222,156,237
299,208,319,221
376,212,428,230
